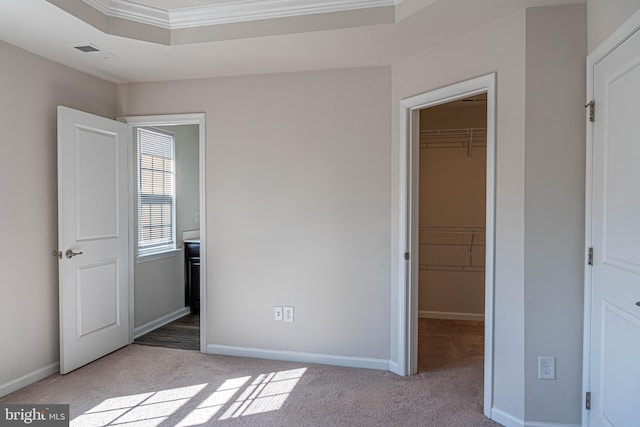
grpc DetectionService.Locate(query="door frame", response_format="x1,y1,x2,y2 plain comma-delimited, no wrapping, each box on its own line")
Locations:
118,113,207,352
394,73,496,418
583,9,640,426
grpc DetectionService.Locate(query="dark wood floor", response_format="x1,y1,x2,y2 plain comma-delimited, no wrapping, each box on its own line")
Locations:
135,313,200,351
418,318,484,372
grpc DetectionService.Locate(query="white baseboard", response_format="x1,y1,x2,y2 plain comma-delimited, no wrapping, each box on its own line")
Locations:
388,360,400,375
525,421,580,427
134,307,191,339
207,344,390,371
491,406,524,427
0,362,59,398
419,310,484,321
490,407,580,427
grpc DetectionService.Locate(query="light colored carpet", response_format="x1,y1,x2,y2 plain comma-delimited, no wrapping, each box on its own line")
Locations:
1,343,499,426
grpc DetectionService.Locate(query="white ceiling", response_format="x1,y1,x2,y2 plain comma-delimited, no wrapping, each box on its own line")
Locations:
0,0,584,84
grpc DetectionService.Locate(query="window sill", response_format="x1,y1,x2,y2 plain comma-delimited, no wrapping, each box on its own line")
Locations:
137,248,182,264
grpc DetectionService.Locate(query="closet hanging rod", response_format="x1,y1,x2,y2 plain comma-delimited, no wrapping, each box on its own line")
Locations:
421,127,487,136
419,226,486,232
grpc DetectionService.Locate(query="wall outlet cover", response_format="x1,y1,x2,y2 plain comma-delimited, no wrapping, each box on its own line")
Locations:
538,356,555,380
274,306,283,321
283,306,294,322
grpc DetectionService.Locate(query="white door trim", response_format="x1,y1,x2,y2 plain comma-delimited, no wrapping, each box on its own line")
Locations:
118,113,207,353
583,8,640,426
394,73,496,418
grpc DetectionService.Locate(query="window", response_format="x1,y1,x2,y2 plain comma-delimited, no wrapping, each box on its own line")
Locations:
137,127,176,255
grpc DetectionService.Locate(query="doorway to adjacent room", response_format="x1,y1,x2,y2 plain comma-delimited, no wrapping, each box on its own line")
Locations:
120,114,207,353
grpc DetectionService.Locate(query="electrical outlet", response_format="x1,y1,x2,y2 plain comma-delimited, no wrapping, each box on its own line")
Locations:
283,306,294,323
274,306,283,321
538,356,555,380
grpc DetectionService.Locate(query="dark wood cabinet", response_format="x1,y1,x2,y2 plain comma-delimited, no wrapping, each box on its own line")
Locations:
184,240,200,313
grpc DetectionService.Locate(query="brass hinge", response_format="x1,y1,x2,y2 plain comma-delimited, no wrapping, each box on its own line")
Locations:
588,247,593,266
585,101,595,122
585,391,591,410
404,252,410,261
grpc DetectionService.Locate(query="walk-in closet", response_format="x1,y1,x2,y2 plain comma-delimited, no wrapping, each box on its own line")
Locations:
417,94,487,372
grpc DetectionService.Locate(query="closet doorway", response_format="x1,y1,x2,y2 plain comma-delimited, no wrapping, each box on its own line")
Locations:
397,73,495,416
417,95,487,373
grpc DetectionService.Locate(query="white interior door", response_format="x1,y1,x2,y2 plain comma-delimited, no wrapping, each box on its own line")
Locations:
57,106,131,374
589,25,640,426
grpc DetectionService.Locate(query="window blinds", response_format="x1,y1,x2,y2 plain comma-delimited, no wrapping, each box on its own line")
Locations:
137,127,175,252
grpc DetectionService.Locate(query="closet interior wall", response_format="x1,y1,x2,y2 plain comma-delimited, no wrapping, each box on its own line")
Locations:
419,97,487,319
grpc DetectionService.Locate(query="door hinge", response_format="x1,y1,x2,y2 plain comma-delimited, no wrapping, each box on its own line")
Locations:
52,250,62,260
588,247,593,266
404,252,410,261
585,101,595,122
585,391,591,410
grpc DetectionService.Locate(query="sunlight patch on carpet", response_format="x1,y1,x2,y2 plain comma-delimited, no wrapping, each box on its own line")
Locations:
219,368,306,420
71,368,307,426
71,384,207,427
174,376,251,426
177,367,307,426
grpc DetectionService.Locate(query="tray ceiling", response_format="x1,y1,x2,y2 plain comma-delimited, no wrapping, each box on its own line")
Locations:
83,0,399,28
0,0,584,84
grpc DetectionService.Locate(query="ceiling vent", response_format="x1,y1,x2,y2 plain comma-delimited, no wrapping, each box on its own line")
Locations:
71,43,116,59
74,44,100,53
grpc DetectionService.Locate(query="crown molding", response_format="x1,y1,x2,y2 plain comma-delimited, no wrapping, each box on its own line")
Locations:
84,0,170,28
83,0,397,29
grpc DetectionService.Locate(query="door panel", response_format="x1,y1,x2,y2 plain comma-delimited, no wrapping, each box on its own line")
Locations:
603,62,640,270
600,303,640,426
58,106,130,374
78,260,119,337
590,26,640,426
75,127,119,240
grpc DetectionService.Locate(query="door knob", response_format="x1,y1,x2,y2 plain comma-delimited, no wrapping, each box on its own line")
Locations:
65,249,83,259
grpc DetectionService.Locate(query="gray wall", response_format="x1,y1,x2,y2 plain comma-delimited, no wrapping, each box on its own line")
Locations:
0,40,116,390
119,67,392,360
173,125,200,244
392,10,528,420
133,124,200,328
396,4,588,423
393,4,587,423
587,0,640,52
524,5,587,423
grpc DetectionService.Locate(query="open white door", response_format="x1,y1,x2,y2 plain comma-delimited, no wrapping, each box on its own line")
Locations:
587,21,640,426
57,106,131,374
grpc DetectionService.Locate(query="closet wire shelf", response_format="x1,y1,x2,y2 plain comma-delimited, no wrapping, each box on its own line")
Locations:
419,227,486,272
420,128,487,157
